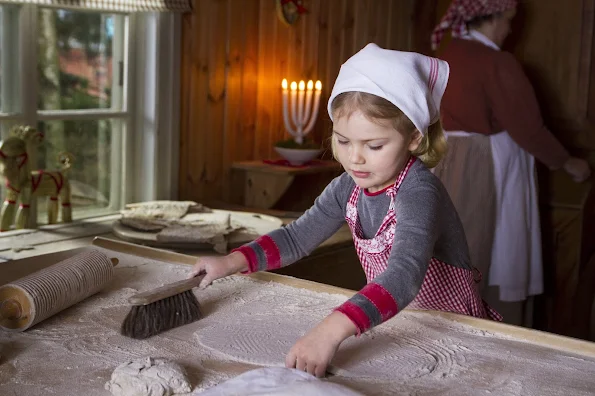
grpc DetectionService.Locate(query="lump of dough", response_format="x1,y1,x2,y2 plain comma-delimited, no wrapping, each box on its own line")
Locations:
105,357,191,396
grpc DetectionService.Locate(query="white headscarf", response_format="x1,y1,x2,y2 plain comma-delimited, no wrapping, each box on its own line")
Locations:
327,43,450,136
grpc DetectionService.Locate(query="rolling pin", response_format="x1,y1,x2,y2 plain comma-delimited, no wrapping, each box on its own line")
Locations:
0,249,119,332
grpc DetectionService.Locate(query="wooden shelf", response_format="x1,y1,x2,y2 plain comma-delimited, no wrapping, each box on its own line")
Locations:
230,160,342,211
231,160,341,175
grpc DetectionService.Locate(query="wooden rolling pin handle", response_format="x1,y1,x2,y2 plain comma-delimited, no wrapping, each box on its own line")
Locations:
127,274,206,306
0,298,23,320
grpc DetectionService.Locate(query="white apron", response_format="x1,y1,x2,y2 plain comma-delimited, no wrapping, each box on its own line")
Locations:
448,31,543,302
445,130,543,302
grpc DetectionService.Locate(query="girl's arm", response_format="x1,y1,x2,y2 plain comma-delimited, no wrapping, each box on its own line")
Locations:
191,173,351,288
285,174,443,377
233,173,352,273
285,310,357,377
335,178,441,334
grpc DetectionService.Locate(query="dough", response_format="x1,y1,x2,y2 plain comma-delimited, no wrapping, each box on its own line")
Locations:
122,201,208,221
119,202,243,249
156,213,245,253
196,367,364,396
120,218,171,232
105,357,191,396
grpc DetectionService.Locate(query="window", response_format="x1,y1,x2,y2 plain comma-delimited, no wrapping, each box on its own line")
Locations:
0,4,130,225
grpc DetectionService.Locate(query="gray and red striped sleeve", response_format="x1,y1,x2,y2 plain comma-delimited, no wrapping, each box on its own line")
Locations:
232,173,351,273
335,180,441,334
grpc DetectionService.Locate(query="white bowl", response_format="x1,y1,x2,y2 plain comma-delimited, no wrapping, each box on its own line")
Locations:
274,146,323,166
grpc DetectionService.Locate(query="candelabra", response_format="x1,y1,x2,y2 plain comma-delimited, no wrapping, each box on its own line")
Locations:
281,79,322,145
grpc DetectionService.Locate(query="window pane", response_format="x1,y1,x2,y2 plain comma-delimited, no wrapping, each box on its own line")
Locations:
34,119,119,222
37,8,122,111
0,120,23,209
0,5,21,114
0,6,3,111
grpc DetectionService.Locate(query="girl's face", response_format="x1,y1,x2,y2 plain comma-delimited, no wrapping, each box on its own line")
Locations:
333,110,421,193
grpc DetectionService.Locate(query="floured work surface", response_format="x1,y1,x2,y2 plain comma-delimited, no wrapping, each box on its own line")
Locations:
1,249,595,396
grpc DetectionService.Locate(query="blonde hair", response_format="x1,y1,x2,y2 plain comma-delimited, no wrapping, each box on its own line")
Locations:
330,92,447,168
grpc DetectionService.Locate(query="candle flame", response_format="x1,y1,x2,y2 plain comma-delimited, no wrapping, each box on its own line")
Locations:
282,79,288,89
298,81,305,91
290,81,298,91
307,80,314,90
315,81,322,91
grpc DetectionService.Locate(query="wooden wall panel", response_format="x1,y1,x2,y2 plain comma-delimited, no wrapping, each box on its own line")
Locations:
179,0,417,202
507,0,595,151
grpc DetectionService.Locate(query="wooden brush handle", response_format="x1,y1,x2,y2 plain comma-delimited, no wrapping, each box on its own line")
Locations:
128,274,206,305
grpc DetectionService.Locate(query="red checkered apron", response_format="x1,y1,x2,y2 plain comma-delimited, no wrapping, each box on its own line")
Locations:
345,157,502,321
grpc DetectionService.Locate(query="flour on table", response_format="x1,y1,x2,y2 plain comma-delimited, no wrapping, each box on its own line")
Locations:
193,277,595,396
2,248,595,396
105,357,191,396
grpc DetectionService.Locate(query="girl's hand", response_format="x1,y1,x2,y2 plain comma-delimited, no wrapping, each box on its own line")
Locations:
189,251,248,288
285,311,357,378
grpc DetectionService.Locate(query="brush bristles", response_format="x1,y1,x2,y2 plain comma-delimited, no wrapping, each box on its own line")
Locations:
120,290,202,339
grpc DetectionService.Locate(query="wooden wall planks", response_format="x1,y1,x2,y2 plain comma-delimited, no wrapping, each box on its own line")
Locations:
179,0,417,202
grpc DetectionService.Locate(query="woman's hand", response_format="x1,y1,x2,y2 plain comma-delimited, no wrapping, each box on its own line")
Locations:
563,157,591,182
285,311,357,378
189,251,248,288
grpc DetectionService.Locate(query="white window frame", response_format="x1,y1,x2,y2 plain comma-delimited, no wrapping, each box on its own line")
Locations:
0,4,180,231
131,11,181,204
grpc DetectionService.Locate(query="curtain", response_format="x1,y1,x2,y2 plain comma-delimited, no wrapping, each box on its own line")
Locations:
0,0,192,12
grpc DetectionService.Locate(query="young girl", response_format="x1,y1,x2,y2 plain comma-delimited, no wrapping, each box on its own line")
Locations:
190,43,501,378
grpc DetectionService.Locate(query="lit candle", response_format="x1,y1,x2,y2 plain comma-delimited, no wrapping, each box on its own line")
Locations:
297,81,306,141
290,81,298,133
303,80,314,127
281,79,295,137
305,80,322,133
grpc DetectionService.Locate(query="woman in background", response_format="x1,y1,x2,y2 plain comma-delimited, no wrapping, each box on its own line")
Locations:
431,0,591,326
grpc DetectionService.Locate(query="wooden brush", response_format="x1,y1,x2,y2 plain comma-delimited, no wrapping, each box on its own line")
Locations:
121,273,206,339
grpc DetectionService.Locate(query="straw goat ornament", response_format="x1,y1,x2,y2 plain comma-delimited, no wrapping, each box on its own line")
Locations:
0,126,74,231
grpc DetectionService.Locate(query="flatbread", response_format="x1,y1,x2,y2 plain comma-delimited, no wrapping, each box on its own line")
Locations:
122,201,211,221
119,218,170,232
156,214,242,253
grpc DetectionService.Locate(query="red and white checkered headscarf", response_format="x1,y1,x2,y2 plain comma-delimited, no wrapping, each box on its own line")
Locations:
431,0,518,50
